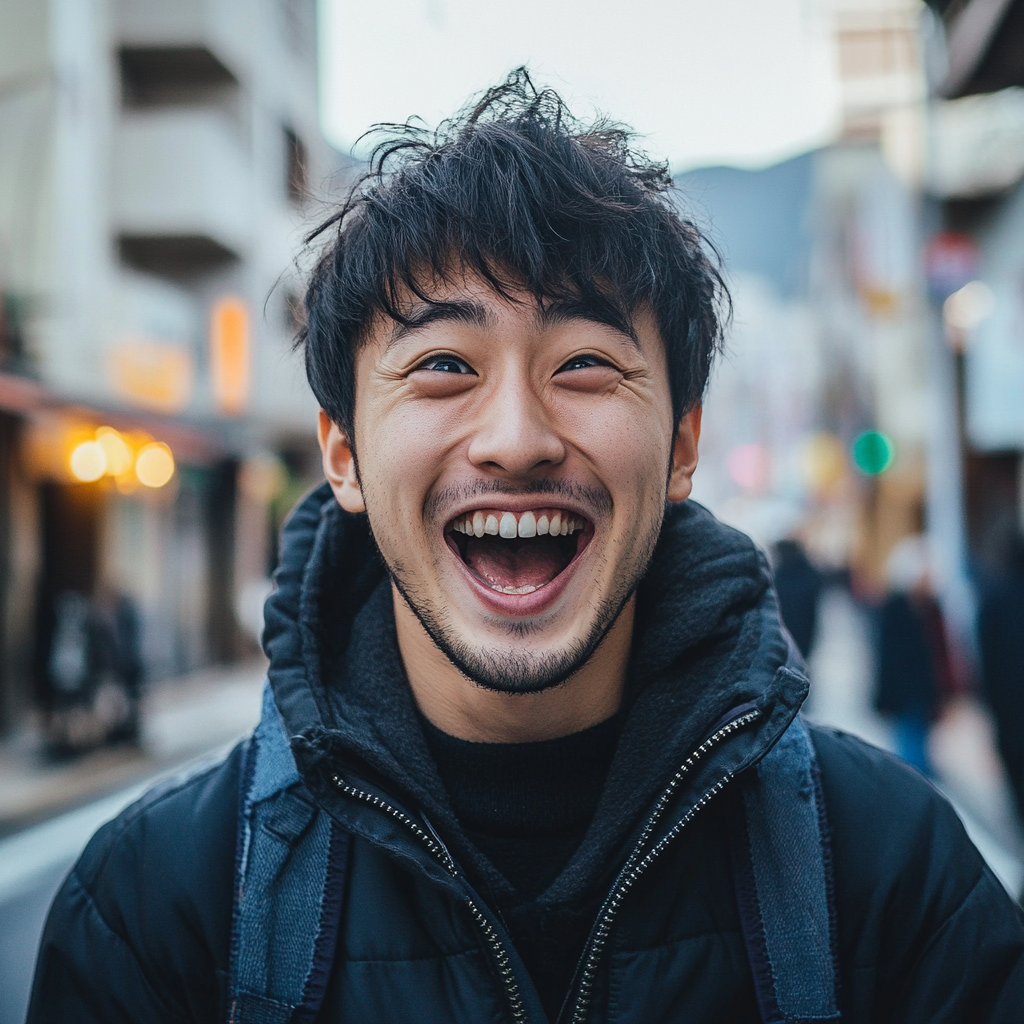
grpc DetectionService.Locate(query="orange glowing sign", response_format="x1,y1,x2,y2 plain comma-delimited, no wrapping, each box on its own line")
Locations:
210,296,250,415
107,338,194,413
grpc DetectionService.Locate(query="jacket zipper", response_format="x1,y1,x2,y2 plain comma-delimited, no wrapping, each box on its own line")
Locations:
331,704,759,1024
330,775,528,1023
563,707,761,1024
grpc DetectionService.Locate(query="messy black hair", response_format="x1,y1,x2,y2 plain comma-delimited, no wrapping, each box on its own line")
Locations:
300,67,728,445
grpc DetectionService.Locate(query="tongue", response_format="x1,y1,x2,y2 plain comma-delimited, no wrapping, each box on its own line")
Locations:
463,536,568,590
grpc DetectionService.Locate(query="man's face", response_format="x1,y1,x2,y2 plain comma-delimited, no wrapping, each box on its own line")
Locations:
323,273,698,693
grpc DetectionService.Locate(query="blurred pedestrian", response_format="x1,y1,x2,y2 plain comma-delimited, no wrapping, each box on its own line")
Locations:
91,584,143,745
42,586,143,755
978,534,1024,825
874,536,953,776
772,537,824,659
44,591,97,755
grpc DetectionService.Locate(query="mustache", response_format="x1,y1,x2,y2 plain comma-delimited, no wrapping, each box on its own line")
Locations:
425,479,613,521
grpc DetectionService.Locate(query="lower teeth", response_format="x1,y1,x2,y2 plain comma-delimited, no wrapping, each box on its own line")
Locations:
488,582,540,595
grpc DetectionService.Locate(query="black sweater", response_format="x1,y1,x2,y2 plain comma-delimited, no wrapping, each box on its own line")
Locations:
423,713,623,1016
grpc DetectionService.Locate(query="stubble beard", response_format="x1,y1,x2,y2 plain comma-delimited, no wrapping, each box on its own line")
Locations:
382,510,665,696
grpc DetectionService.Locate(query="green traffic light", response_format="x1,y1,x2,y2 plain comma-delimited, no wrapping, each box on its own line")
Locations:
851,431,894,475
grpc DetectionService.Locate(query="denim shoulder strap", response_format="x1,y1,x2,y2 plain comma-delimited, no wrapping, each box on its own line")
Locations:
731,716,840,1023
228,683,348,1024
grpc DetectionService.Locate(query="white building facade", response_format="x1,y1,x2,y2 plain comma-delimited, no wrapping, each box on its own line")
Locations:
0,0,338,730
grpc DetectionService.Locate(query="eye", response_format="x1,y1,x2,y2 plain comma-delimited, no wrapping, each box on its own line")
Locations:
414,354,475,375
557,354,614,373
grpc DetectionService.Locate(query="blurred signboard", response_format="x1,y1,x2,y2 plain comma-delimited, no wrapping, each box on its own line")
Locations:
210,296,250,416
106,337,195,413
966,277,1024,450
925,232,980,301
928,88,1024,200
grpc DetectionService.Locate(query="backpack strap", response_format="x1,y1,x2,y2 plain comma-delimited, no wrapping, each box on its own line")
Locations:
228,683,349,1024
730,716,840,1023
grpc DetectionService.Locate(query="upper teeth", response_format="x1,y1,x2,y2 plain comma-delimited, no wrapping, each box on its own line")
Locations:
451,509,584,538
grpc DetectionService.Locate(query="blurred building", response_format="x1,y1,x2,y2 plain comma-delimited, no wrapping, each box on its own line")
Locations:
687,0,1024,666
923,0,1024,578
0,0,336,732
824,0,933,590
688,0,932,590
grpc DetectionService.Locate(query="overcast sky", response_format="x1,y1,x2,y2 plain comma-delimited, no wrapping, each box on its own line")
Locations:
319,0,842,171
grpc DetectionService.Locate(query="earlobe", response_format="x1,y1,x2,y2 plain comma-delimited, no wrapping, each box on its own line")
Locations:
667,406,701,503
318,410,366,513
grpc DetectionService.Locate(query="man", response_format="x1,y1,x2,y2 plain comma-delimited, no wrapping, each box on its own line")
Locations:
29,71,1023,1023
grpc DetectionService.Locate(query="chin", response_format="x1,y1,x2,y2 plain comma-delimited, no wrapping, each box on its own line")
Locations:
400,573,629,696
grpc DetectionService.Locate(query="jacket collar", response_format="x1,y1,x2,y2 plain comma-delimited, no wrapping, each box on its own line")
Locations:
262,483,808,904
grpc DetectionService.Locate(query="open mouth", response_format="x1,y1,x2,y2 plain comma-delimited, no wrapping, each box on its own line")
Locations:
445,509,592,595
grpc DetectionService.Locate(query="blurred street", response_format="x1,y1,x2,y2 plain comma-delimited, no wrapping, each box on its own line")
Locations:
0,659,266,837
3,0,1024,1020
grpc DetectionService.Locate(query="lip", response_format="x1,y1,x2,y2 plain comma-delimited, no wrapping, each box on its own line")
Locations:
443,518,595,617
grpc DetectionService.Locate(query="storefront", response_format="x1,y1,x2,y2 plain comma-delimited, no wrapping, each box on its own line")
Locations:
0,371,243,740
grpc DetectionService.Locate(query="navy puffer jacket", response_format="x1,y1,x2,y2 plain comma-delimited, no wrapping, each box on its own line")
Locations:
28,488,1024,1022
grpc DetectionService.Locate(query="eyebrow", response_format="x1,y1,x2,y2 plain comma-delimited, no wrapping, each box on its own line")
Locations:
537,297,640,349
389,300,493,346
387,295,640,349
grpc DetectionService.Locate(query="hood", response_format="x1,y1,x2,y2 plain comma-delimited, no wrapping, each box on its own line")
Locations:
263,482,807,907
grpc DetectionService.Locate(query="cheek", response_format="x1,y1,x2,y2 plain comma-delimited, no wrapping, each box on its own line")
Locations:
351,348,460,513
560,398,672,502
358,403,458,533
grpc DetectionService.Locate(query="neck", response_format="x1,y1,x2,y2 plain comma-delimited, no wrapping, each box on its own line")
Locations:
393,589,634,743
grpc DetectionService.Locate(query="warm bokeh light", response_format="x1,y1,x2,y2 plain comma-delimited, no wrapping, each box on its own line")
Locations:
134,442,175,488
801,433,847,494
69,440,108,482
95,427,133,476
239,454,288,504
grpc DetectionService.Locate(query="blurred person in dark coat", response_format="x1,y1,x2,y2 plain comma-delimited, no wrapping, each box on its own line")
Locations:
91,584,144,744
978,535,1024,824
43,591,96,754
772,537,824,660
43,585,143,754
874,535,953,776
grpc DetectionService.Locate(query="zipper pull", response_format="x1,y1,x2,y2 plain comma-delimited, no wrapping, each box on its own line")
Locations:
420,811,458,876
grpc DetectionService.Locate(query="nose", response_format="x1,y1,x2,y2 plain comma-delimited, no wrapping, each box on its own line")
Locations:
466,372,566,477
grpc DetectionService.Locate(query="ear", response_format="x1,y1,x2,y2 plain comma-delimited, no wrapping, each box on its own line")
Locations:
318,410,365,513
667,405,702,502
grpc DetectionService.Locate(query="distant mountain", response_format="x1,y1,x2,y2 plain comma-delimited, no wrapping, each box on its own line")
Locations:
675,151,815,301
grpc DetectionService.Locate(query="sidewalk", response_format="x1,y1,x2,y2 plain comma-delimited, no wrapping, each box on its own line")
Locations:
0,659,266,838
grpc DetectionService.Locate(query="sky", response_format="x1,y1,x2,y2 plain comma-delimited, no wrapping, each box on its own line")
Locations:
319,0,843,171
